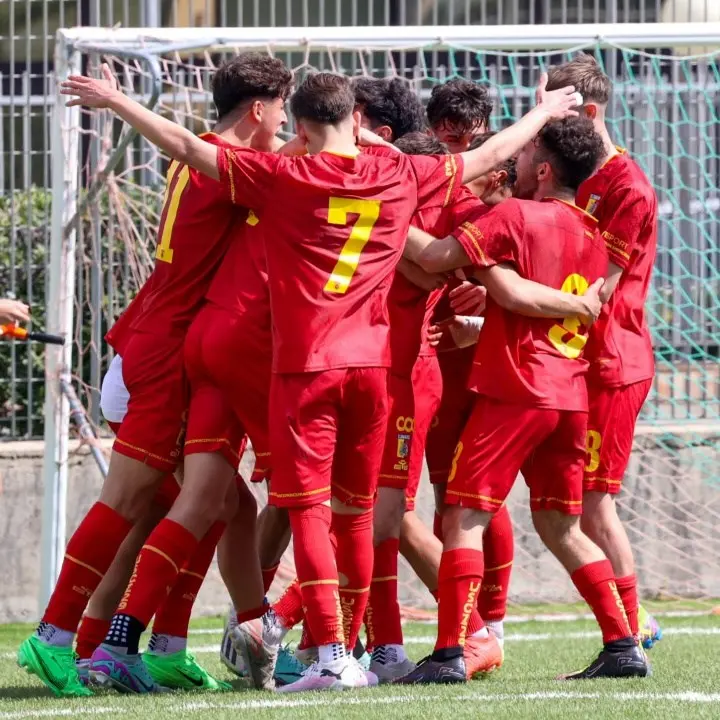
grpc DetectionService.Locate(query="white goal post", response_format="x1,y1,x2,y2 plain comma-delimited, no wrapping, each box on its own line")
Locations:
42,23,720,613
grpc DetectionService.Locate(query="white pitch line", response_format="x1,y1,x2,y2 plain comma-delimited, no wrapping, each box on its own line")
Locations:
184,626,720,654
184,608,713,635
2,690,720,719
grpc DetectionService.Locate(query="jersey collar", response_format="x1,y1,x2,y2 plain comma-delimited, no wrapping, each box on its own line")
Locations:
541,196,599,223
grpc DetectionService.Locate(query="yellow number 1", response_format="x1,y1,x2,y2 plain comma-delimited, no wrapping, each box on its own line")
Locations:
324,197,381,294
156,160,191,264
548,273,590,359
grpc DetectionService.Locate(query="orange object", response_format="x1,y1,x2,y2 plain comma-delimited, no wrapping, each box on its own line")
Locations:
464,633,504,678
0,323,28,340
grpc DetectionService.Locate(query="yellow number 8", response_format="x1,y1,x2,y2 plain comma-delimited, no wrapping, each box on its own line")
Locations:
448,441,464,483
585,430,602,473
548,273,590,360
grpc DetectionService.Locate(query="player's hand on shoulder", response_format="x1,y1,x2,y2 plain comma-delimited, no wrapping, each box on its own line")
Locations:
276,135,308,156
0,298,30,324
61,62,121,109
535,72,582,120
449,281,487,316
579,277,605,325
357,127,399,151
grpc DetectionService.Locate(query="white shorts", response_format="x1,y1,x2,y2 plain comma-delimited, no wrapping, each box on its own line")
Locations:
100,354,128,424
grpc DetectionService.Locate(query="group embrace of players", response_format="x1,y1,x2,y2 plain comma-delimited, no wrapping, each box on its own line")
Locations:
18,50,661,697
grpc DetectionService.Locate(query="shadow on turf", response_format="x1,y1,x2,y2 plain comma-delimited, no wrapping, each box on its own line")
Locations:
2,685,69,700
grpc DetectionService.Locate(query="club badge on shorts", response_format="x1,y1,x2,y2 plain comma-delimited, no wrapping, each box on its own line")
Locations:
394,433,411,471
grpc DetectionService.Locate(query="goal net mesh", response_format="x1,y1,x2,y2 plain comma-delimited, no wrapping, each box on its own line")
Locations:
59,37,720,611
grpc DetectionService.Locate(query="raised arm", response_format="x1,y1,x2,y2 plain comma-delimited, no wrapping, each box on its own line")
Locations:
477,263,604,321
61,64,219,180
459,75,581,184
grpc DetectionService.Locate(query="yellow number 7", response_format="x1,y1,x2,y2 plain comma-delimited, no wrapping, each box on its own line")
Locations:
324,197,381,294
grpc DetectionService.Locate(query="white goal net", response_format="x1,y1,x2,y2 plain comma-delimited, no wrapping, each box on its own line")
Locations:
45,24,720,613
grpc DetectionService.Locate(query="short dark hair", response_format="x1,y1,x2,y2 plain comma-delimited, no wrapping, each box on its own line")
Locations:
212,53,293,120
394,131,448,155
290,72,355,125
546,53,612,105
467,132,517,187
426,79,493,133
535,118,605,192
352,77,426,140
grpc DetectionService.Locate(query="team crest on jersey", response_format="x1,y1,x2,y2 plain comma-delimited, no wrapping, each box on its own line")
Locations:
394,433,411,471
585,194,601,216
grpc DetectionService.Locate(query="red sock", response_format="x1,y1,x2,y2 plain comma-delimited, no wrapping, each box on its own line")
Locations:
478,505,514,622
237,603,268,624
76,616,111,659
366,538,402,647
297,622,316,650
332,511,374,650
289,505,344,646
118,519,198,628
615,575,639,636
433,512,444,543
43,502,133,632
435,548,484,651
151,521,225,638
571,560,632,644
273,580,305,630
262,563,280,594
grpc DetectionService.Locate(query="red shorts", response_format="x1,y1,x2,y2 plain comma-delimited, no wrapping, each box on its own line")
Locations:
183,382,247,469
184,304,271,481
584,379,652,495
268,367,389,509
378,357,442,511
107,420,180,511
113,332,188,472
445,396,587,516
426,348,475,486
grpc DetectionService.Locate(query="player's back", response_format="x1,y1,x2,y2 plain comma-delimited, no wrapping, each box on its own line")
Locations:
131,133,248,337
470,198,608,410
218,145,459,373
577,150,657,386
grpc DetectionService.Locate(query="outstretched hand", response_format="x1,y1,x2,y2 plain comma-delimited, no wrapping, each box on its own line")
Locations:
535,72,583,120
0,298,30,325
427,315,484,349
449,282,487,316
60,63,121,109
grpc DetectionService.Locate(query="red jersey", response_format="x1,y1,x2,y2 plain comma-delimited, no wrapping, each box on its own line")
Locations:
389,186,481,376
577,149,657,387
204,211,271,357
217,146,463,373
127,133,248,337
454,197,608,411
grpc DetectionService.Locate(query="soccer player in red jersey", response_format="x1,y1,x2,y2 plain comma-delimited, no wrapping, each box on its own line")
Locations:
364,130,476,682
18,54,293,698
60,66,581,692
399,117,649,683
426,130,518,656
546,55,661,649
